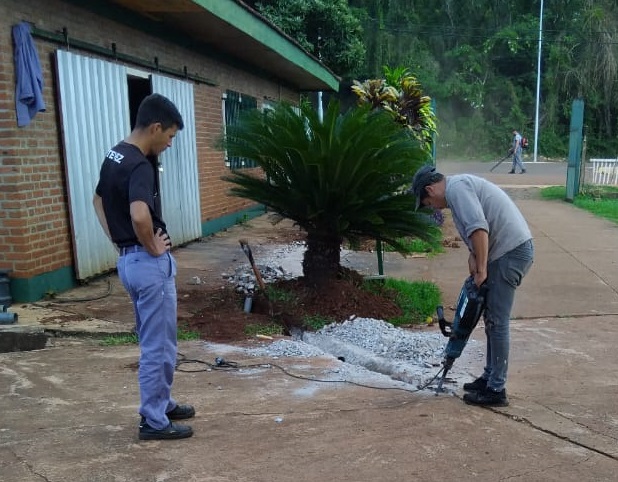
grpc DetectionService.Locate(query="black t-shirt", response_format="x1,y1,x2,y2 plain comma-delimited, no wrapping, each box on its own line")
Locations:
95,141,168,247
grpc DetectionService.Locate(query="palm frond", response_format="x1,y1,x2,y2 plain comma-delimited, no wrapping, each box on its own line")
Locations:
220,100,439,252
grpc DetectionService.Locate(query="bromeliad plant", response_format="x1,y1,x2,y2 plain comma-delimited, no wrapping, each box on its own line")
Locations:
221,101,440,288
352,66,437,153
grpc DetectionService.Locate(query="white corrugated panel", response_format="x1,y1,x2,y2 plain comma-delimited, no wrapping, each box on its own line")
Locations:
151,75,201,245
56,50,129,279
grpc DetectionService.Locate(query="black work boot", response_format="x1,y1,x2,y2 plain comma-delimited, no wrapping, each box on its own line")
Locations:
139,420,193,440
463,376,487,392
463,387,509,407
166,404,195,420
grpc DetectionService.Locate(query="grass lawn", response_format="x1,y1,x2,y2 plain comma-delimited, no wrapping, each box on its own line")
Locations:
541,185,618,224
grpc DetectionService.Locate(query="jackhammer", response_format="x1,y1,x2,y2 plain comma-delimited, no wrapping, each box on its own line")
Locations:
435,276,488,392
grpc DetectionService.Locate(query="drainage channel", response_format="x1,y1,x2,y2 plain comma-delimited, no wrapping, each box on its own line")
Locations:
250,317,480,392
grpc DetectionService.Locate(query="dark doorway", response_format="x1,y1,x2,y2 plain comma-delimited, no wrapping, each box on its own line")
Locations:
127,76,151,130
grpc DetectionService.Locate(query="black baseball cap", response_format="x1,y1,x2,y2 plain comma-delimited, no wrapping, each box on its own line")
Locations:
410,165,437,210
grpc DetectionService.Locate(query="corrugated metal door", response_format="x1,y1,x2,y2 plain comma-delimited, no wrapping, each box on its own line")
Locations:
151,75,201,245
55,50,130,279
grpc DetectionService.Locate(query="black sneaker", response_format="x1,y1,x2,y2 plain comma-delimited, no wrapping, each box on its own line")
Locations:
521,169,526,174
166,404,195,420
508,170,515,174
463,387,509,407
463,377,487,392
139,421,193,440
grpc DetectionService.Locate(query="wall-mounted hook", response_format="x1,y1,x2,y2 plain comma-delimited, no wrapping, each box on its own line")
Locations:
62,26,69,49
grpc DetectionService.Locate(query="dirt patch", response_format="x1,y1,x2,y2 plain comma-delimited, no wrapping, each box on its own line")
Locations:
179,214,462,343
38,313,88,325
180,270,403,343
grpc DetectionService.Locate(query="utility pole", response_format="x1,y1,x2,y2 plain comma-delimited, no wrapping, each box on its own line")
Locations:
533,0,544,162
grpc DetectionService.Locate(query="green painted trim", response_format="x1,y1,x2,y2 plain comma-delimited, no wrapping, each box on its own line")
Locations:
9,267,76,303
62,0,338,91
192,0,339,91
7,205,265,302
202,205,266,236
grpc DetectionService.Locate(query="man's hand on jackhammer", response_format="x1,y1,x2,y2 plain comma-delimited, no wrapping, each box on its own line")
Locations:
473,269,488,288
468,252,488,287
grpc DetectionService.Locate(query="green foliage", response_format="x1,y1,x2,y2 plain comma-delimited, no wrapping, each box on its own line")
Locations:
383,237,443,256
254,0,618,159
541,185,618,224
363,277,441,325
347,0,618,159
101,329,200,346
247,0,366,77
352,66,437,153
265,286,296,304
302,314,336,331
101,333,138,346
540,186,566,200
244,323,284,337
221,100,440,285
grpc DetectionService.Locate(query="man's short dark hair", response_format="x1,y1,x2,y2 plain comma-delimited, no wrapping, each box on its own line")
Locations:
135,94,184,131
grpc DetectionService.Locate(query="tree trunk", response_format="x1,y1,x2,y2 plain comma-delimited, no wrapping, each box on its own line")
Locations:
302,231,342,288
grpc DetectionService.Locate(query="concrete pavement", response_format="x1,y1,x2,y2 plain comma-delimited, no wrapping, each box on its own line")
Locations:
2,160,618,481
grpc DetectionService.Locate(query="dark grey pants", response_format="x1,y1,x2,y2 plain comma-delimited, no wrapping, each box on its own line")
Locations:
483,239,534,390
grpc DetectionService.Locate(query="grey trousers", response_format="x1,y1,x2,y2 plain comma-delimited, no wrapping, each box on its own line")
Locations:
482,239,534,391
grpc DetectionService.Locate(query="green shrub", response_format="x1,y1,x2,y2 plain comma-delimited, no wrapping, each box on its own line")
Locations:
363,277,441,325
303,314,336,331
244,323,284,337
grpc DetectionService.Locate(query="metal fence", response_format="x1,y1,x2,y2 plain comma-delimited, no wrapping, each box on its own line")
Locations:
582,158,618,186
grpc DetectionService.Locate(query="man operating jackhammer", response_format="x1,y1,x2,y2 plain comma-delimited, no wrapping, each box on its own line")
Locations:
410,165,534,406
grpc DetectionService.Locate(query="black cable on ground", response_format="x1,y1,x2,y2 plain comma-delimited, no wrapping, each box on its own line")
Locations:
175,353,446,394
44,278,113,303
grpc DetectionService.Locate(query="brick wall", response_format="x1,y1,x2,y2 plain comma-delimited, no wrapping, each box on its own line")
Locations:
0,0,298,283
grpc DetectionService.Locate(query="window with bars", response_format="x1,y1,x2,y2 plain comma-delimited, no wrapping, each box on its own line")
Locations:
223,90,258,169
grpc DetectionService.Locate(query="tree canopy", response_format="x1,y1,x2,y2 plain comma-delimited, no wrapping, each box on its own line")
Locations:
251,0,618,159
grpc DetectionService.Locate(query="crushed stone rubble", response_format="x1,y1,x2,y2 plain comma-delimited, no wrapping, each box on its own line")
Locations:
243,317,478,388
317,317,446,367
221,263,295,294
206,242,482,389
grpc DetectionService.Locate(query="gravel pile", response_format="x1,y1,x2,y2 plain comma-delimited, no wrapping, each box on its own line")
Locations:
222,263,296,294
249,339,327,358
241,316,482,389
317,317,445,366
215,243,483,390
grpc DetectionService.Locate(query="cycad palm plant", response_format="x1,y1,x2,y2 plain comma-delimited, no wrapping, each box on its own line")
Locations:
222,101,439,287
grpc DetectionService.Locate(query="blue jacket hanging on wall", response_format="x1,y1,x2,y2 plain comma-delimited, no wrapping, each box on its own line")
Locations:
12,22,46,127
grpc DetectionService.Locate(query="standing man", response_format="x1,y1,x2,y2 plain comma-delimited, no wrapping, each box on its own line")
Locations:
93,94,195,440
411,165,534,406
509,129,526,174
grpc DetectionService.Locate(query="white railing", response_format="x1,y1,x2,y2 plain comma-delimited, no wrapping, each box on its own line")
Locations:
590,158,618,185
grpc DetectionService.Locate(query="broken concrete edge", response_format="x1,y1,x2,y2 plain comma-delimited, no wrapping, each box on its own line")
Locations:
0,325,136,354
0,325,47,353
301,331,443,389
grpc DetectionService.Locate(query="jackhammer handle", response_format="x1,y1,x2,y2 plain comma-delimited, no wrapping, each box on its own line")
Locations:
436,305,452,337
